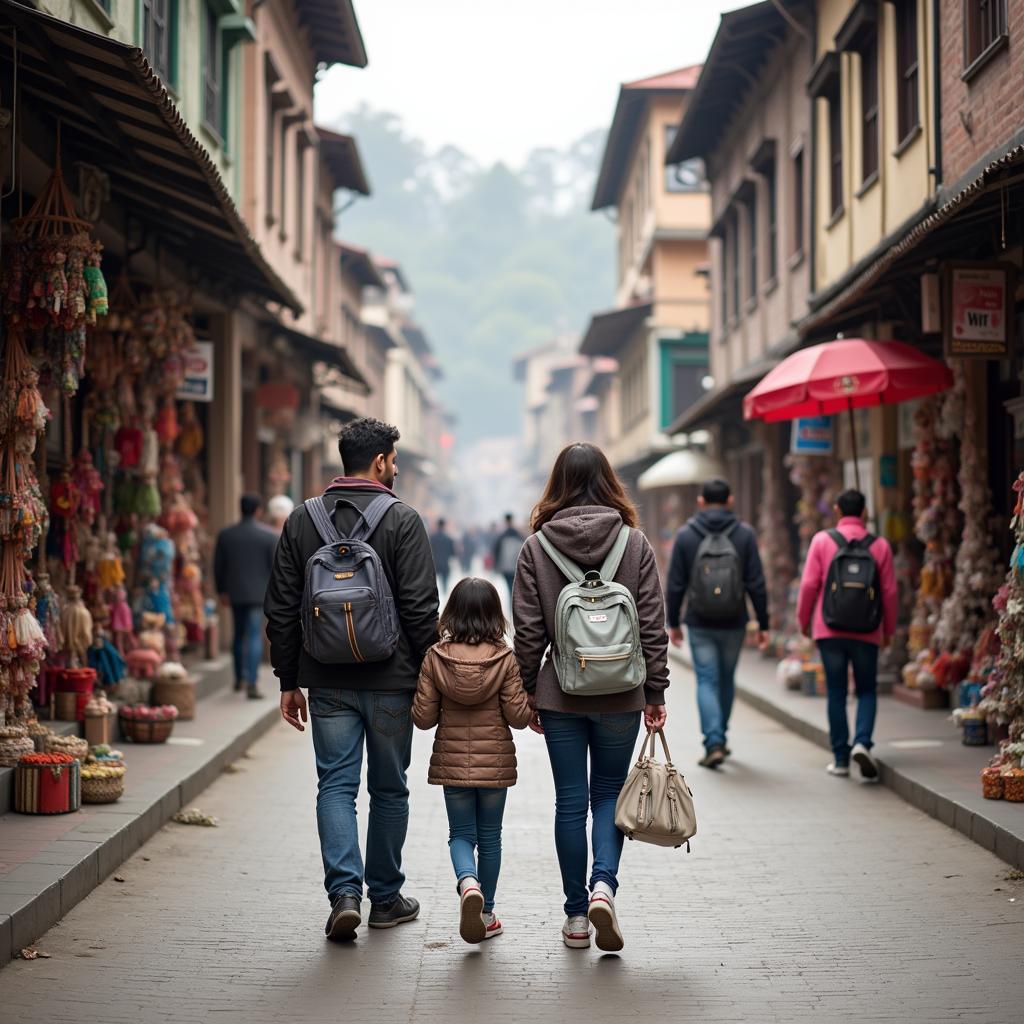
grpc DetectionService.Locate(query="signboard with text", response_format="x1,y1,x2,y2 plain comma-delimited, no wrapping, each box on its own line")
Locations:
175,341,214,402
791,416,834,455
943,261,1016,359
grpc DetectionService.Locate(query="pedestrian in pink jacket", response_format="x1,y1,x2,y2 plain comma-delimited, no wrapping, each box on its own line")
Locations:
797,489,897,782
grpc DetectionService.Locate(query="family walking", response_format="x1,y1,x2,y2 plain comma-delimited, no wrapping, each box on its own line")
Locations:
263,416,894,952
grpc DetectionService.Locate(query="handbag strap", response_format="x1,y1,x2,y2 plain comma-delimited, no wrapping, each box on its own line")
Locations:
642,727,674,764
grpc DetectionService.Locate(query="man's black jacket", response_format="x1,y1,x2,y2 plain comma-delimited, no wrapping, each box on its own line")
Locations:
664,507,769,632
264,482,440,692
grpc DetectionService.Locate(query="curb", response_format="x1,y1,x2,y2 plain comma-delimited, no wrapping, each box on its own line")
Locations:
670,648,1024,871
0,683,279,964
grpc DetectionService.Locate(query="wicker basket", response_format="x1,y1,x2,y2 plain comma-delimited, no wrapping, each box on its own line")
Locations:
81,767,126,804
120,716,174,743
44,734,89,761
151,677,197,720
1003,771,1024,803
0,726,35,767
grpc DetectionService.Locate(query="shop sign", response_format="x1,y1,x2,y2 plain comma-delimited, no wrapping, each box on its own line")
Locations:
176,341,214,402
255,382,301,411
942,261,1016,359
790,416,834,455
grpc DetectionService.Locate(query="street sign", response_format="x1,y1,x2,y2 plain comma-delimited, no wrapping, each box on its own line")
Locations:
176,341,214,402
790,416,833,455
942,261,1016,358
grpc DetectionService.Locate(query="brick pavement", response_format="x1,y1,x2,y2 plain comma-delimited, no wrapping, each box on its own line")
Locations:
1,662,1022,1024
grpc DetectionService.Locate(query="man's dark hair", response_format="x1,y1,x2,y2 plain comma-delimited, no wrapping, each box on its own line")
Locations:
240,493,263,518
504,513,514,526
836,489,866,518
701,478,731,505
437,518,447,530
338,418,401,474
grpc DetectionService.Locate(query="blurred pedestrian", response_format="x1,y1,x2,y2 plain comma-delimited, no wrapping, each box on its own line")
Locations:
265,417,439,942
492,513,524,602
797,488,897,782
213,494,278,699
412,577,532,944
665,478,769,769
513,443,669,952
430,518,457,594
266,493,294,533
459,527,477,574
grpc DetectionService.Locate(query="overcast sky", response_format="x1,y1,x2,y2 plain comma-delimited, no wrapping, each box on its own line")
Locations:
315,0,739,166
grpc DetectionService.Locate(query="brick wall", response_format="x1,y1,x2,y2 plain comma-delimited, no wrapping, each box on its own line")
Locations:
941,0,1024,186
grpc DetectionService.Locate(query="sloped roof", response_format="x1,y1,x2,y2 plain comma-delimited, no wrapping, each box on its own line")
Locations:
293,0,367,69
338,242,385,288
317,127,371,195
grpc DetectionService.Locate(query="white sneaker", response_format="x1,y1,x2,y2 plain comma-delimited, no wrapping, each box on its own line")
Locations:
587,882,624,952
458,879,486,944
562,915,592,949
851,743,879,780
826,762,850,777
482,911,503,940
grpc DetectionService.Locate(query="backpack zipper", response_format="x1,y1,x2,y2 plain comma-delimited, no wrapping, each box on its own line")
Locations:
345,603,365,662
577,650,631,670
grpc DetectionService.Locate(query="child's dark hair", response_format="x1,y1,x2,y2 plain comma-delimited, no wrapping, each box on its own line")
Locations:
439,578,507,645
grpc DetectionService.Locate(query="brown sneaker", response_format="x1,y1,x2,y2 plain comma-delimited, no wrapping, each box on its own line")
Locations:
699,746,726,769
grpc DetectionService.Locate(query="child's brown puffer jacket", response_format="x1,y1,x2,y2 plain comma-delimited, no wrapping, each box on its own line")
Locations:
412,640,533,788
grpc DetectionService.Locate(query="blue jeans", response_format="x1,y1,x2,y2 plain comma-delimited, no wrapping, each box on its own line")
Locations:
308,689,414,906
688,626,746,751
443,786,508,913
231,605,264,687
540,710,642,916
818,638,879,764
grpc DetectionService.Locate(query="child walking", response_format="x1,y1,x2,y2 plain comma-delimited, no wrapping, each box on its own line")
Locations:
412,577,533,944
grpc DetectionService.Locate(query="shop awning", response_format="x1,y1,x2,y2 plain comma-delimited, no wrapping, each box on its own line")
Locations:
579,304,652,357
338,242,385,288
274,324,369,393
0,0,301,312
295,0,367,69
318,129,371,196
638,450,726,492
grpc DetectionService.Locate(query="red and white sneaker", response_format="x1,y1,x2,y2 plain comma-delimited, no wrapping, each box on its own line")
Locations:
482,911,503,940
562,915,592,949
588,882,624,952
458,883,486,944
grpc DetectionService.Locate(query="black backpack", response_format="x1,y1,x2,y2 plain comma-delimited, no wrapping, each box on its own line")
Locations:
686,520,745,621
821,530,882,633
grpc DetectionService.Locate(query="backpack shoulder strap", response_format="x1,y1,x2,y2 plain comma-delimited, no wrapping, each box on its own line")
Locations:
599,525,630,582
352,493,402,542
304,497,343,545
688,518,707,539
535,532,585,584
827,529,848,550
860,533,877,549
725,521,741,539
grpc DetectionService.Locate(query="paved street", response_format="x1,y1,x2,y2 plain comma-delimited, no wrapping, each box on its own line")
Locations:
2,662,1022,1024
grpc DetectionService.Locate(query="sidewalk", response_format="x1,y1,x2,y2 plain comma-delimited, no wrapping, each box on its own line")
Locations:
672,646,1024,870
0,660,279,963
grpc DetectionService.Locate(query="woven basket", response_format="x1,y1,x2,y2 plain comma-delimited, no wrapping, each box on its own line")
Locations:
0,727,35,767
120,716,174,743
151,677,197,720
1003,772,1024,803
81,769,126,804
44,734,89,761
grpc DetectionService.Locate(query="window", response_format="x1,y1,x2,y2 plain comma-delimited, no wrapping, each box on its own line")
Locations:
729,210,740,321
279,117,288,235
746,193,758,303
294,137,306,258
829,94,843,217
896,0,920,142
142,0,173,82
264,90,275,224
765,161,778,280
718,237,728,335
664,126,706,192
792,148,805,255
202,3,222,139
860,37,879,182
964,0,1008,70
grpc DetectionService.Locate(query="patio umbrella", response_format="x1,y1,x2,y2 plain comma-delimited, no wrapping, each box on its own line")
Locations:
742,338,954,488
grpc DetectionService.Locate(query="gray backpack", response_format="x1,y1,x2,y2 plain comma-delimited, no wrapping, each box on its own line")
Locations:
686,519,745,621
300,494,401,664
535,526,646,697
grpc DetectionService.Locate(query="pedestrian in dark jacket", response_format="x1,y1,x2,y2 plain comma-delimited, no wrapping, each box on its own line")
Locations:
513,442,669,953
214,494,278,699
665,478,769,769
429,518,457,595
493,514,524,603
265,417,439,943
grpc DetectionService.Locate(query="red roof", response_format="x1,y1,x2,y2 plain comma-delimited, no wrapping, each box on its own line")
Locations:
623,64,702,92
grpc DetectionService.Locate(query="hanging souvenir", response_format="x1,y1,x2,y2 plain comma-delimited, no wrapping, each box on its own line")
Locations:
50,471,81,571
113,425,143,468
108,586,135,655
175,402,204,458
60,585,93,668
34,573,64,653
72,450,104,527
87,630,126,688
96,531,125,591
135,472,162,519
154,398,179,446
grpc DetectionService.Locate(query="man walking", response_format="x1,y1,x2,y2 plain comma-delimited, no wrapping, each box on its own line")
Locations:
264,418,439,942
492,513,524,603
665,479,769,768
429,518,457,595
797,489,897,781
214,494,278,699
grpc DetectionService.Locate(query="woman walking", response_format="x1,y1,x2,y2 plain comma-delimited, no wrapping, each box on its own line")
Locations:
412,577,533,943
512,443,669,951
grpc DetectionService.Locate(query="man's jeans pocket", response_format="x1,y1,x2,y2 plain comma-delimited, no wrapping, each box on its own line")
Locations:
308,689,347,717
372,693,412,737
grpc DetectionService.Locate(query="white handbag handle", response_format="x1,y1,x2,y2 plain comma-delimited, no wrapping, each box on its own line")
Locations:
641,727,673,765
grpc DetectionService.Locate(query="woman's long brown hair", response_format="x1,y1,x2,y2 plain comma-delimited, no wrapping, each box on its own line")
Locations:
530,443,638,531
